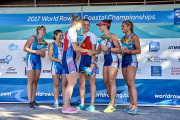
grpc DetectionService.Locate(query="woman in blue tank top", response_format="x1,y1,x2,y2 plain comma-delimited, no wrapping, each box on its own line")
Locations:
89,19,121,112
24,26,46,109
48,30,67,108
121,20,141,114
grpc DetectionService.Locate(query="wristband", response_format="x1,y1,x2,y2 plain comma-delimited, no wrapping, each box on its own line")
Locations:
128,50,132,54
91,61,96,66
108,47,111,52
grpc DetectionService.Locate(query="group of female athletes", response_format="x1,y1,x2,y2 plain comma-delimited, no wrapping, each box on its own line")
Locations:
23,14,141,114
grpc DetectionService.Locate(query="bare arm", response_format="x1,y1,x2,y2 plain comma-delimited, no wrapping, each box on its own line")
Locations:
48,43,62,64
75,51,80,63
88,45,101,56
101,34,121,54
90,44,96,70
23,36,43,54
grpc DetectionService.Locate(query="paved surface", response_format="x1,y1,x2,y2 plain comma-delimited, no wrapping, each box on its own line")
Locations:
0,104,180,120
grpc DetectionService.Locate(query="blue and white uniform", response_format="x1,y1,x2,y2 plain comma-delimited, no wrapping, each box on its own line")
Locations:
26,36,45,71
51,42,66,75
62,28,77,74
122,33,138,68
79,31,97,74
104,33,119,68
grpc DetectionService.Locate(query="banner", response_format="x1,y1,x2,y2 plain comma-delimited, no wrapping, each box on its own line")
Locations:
0,5,180,106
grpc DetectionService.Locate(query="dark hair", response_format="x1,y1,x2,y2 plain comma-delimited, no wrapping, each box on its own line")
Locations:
71,14,82,23
36,26,45,35
83,19,90,25
123,20,134,33
53,30,63,40
102,19,112,30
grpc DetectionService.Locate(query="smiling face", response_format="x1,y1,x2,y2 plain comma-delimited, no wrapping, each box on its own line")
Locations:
83,20,90,33
121,22,130,33
55,32,63,42
99,25,107,33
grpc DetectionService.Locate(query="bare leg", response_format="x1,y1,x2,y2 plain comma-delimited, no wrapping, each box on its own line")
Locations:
126,66,138,108
122,68,133,105
88,74,96,106
27,70,35,102
79,73,86,106
108,66,118,106
52,75,60,102
32,70,41,101
63,72,78,109
103,66,111,101
61,74,67,102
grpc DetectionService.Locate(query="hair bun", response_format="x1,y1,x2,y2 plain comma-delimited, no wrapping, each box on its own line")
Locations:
71,14,75,19
108,19,112,23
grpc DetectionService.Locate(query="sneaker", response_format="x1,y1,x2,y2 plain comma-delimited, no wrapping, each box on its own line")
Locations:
53,102,59,108
27,102,35,110
75,104,85,110
128,107,140,115
123,105,132,112
104,105,116,113
70,107,79,111
62,107,78,114
108,102,117,108
32,100,39,107
85,105,96,111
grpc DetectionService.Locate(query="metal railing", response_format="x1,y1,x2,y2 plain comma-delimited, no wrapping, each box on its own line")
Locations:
0,0,180,7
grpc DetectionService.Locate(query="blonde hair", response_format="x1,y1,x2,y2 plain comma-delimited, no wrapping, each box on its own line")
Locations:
70,14,82,23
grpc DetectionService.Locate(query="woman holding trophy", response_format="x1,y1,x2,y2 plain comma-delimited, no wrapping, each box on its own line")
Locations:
121,20,141,115
24,26,47,109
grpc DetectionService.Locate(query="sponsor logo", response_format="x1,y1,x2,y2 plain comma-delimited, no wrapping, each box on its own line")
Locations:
6,67,17,74
171,67,180,75
0,55,12,64
22,57,26,62
146,56,167,62
149,41,160,52
168,46,180,49
8,43,19,51
146,56,153,62
174,8,180,25
0,92,12,96
151,66,162,76
155,94,180,99
42,70,51,73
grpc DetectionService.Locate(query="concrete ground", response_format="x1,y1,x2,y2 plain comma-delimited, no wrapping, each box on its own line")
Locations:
0,104,180,120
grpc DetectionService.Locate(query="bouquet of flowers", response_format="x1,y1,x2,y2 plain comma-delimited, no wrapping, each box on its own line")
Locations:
36,41,48,58
97,35,109,54
81,67,92,80
77,34,87,46
119,38,134,56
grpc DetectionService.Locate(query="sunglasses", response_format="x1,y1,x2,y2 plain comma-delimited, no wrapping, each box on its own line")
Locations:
38,26,45,30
